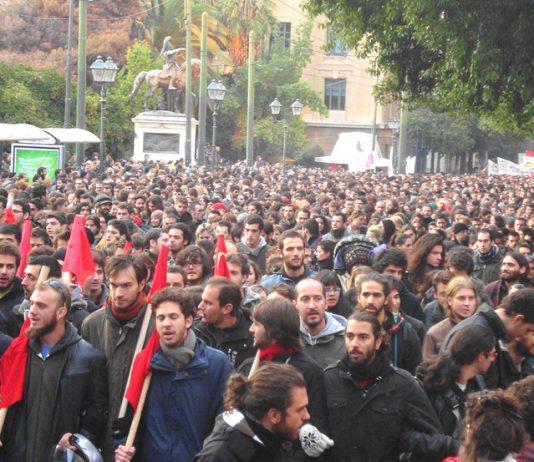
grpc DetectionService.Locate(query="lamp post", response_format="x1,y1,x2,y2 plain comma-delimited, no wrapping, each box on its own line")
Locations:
269,98,303,170
388,116,400,172
90,56,118,169
207,79,227,168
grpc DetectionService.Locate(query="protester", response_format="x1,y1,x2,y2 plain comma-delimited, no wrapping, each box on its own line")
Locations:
0,242,25,336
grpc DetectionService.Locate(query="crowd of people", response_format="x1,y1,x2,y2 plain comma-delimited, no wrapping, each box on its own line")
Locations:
0,155,532,462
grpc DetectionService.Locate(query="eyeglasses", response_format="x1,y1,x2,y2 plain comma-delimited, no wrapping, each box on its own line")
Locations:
325,287,341,294
44,278,70,308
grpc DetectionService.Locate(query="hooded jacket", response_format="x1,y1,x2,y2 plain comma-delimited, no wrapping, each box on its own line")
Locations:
194,410,297,462
473,246,502,285
138,339,233,462
237,237,272,273
1,323,108,462
300,312,346,369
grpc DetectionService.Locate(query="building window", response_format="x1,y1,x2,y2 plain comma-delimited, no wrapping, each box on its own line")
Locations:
325,27,348,56
324,79,346,111
279,22,291,48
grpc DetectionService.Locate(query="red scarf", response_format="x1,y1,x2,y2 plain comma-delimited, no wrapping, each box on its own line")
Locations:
107,292,147,322
259,343,298,362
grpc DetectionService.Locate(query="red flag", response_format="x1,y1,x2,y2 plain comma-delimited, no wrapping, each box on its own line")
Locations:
125,329,159,411
525,150,534,158
62,215,95,288
17,220,32,278
214,234,230,279
123,242,133,254
3,209,16,225
147,244,168,303
0,317,31,408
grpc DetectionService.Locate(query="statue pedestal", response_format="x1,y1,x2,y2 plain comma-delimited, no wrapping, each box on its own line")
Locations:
132,111,198,163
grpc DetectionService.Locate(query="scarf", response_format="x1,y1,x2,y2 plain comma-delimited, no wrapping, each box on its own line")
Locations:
259,343,298,362
476,245,500,265
341,351,391,385
160,330,196,371
108,291,147,322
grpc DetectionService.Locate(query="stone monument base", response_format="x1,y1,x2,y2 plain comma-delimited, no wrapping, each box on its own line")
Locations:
132,111,198,163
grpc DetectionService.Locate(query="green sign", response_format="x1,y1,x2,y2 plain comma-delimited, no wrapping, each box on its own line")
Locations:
11,144,63,183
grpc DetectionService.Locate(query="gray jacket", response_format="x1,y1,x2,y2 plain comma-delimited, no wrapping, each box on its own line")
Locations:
300,312,346,369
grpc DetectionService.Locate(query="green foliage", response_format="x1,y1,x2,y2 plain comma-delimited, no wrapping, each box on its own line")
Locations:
0,62,64,126
305,0,534,132
218,21,327,162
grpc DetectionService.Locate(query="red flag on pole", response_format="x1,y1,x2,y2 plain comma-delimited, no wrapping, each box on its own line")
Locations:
62,215,95,288
0,317,31,408
125,329,159,411
147,244,168,303
3,209,16,225
214,234,230,279
17,220,32,278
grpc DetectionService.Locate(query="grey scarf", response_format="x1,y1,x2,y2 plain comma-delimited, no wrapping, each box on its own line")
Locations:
159,330,196,371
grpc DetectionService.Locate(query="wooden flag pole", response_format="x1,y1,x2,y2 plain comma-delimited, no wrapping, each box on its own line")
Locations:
118,305,152,418
248,350,261,379
125,372,152,449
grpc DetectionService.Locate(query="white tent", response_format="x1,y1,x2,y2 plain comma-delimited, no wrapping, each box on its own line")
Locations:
0,124,50,141
315,131,391,172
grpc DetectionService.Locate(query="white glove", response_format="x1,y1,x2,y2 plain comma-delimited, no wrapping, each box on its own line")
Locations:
299,423,334,457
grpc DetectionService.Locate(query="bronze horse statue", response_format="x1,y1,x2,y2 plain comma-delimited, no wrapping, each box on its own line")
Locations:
128,59,201,112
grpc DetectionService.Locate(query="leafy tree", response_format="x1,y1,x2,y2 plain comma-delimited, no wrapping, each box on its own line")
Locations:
305,0,534,132
217,21,327,163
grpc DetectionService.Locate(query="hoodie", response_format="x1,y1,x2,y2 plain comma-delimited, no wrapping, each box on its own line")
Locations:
237,237,272,273
300,312,346,369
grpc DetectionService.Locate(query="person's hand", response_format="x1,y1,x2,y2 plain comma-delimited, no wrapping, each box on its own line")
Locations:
58,433,76,451
115,445,135,462
299,424,334,457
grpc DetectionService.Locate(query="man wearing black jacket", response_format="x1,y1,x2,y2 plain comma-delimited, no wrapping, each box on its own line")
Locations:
324,312,457,462
0,242,25,337
195,277,255,369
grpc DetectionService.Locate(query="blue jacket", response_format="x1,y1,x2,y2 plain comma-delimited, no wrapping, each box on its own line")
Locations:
261,266,317,290
139,338,233,462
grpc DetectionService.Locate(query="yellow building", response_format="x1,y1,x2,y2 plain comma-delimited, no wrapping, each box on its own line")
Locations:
273,0,397,160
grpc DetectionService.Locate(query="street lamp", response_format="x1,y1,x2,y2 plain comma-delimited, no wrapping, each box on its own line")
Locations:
207,79,227,167
269,98,303,169
90,56,118,169
388,116,400,172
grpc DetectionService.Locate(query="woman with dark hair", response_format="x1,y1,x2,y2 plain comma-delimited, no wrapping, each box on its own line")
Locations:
315,239,335,271
314,214,331,236
407,233,445,299
316,270,353,319
417,324,497,439
381,219,397,246
85,214,102,244
443,390,525,462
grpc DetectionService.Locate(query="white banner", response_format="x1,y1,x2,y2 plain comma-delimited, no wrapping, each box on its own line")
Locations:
496,157,533,176
487,159,499,175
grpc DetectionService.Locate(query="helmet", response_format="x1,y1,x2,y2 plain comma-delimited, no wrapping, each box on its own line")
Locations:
50,434,104,462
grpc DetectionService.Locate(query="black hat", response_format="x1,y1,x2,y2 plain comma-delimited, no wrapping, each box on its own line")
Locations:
453,223,469,234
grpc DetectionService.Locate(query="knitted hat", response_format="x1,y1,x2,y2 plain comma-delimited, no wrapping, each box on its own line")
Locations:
333,235,378,274
94,194,112,209
453,222,469,234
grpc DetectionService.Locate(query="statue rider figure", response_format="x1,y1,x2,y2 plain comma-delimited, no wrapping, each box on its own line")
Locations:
160,36,185,90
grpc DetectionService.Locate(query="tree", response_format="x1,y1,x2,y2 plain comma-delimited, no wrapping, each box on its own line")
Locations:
304,0,534,132
216,21,327,163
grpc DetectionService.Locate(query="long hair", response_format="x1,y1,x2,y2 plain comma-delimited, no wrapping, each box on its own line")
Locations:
253,299,301,350
224,363,306,420
417,324,495,392
462,390,525,462
407,233,444,298
443,277,479,317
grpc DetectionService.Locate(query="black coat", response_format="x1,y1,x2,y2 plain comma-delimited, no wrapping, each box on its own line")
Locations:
0,277,25,337
324,355,458,462
194,412,297,462
193,311,256,369
0,323,108,462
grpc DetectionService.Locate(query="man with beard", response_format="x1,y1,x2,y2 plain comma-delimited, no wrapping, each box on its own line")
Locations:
0,279,107,462
473,229,503,285
444,223,470,250
294,278,346,369
0,242,25,337
324,311,457,462
261,230,317,290
195,277,255,368
236,215,272,273
484,252,531,307
356,272,422,374
81,255,153,460
167,223,192,263
322,212,350,243
94,194,113,220
194,364,317,462
142,228,169,262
